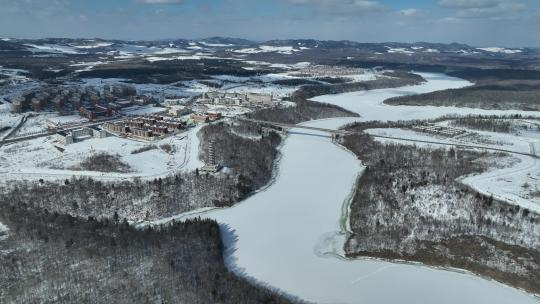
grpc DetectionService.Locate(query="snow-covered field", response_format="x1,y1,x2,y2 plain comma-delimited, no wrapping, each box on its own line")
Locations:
12,113,57,136
477,47,522,54
170,73,540,303
0,221,8,241
462,154,540,214
122,105,166,116
0,103,21,130
0,125,202,183
234,45,300,55
25,43,83,54
208,68,380,99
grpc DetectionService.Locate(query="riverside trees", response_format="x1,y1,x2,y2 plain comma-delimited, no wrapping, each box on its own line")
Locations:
342,126,540,295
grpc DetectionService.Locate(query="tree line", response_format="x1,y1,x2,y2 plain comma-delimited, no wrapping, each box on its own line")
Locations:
0,200,295,304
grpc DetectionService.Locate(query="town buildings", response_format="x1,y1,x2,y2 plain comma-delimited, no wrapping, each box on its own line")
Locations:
10,84,154,120
103,114,187,140
198,91,273,108
191,112,222,124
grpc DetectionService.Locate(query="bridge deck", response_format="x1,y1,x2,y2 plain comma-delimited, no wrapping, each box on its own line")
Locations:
238,117,539,159
236,117,352,135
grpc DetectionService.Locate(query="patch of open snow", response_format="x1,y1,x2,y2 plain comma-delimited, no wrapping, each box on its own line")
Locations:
70,60,111,73
0,125,201,183
386,46,415,54
260,45,297,54
25,44,84,54
462,154,540,214
70,42,113,49
145,53,214,62
478,47,522,54
0,221,8,241
152,47,186,54
234,48,264,54
45,115,88,126
0,103,22,130
235,45,299,55
199,42,234,47
14,113,57,136
122,105,166,116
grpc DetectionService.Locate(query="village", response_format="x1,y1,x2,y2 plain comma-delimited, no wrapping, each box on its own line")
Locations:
0,84,281,179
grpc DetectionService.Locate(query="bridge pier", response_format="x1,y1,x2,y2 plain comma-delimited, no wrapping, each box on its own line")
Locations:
331,133,344,144
262,126,287,136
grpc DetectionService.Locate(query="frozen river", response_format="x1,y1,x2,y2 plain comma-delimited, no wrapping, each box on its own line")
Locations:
187,74,540,303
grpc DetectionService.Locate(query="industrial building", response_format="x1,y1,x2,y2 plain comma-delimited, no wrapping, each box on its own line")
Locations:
79,105,113,121
56,126,108,146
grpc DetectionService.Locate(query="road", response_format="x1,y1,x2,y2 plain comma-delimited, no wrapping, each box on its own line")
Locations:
0,116,126,147
0,114,28,141
368,134,539,158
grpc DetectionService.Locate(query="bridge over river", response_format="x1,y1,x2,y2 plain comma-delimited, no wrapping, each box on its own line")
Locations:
237,116,539,159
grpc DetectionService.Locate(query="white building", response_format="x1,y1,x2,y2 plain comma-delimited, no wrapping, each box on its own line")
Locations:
199,91,273,107
56,126,108,145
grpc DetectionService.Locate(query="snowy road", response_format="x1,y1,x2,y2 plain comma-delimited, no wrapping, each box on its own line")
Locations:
365,126,540,213
181,73,540,303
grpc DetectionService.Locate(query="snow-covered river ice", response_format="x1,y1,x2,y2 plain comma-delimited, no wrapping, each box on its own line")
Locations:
184,73,540,303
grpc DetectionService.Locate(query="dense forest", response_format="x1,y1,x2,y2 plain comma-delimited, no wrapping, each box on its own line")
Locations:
77,59,270,84
0,203,295,304
384,69,540,111
342,126,540,294
449,117,514,133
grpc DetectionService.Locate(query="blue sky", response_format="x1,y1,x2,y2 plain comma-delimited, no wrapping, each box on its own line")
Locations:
1,0,539,47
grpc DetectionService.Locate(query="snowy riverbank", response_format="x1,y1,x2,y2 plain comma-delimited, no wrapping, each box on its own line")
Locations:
184,73,540,303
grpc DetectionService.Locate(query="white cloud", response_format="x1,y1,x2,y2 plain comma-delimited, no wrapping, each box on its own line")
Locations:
137,0,183,4
400,8,419,17
285,0,385,14
438,0,501,9
463,3,524,19
439,0,527,20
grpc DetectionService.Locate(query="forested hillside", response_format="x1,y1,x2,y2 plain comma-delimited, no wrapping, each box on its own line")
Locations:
342,126,540,295
385,69,540,111
0,203,294,304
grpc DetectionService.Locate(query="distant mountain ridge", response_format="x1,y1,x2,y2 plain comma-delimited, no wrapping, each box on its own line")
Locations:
1,37,535,56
